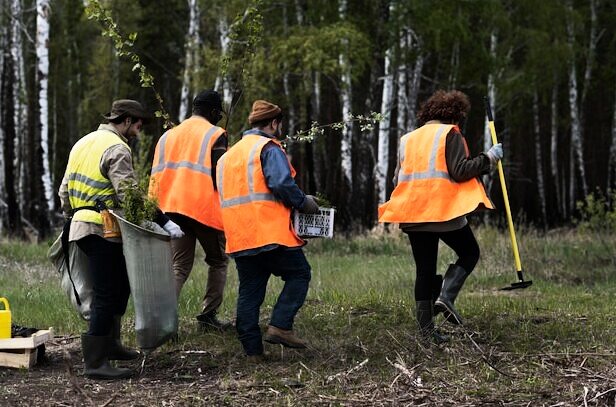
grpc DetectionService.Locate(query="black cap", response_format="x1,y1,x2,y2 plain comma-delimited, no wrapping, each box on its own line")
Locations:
193,90,222,111
102,99,150,121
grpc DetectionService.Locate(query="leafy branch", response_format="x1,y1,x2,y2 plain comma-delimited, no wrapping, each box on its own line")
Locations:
84,0,174,129
286,112,384,143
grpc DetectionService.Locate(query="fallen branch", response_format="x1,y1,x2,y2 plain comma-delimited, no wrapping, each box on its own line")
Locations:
326,358,369,383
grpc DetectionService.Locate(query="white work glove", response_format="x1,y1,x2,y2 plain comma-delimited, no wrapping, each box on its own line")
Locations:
300,195,320,214
486,143,503,164
162,220,185,239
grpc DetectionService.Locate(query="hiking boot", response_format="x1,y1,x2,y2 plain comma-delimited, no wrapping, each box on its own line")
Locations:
245,353,269,364
263,325,307,349
434,264,470,325
81,334,133,380
416,301,449,344
196,311,233,331
107,315,140,361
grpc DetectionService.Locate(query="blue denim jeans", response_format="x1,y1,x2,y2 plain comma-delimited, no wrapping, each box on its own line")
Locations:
234,247,311,355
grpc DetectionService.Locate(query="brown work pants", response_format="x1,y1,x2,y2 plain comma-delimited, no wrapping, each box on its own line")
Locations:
167,213,229,315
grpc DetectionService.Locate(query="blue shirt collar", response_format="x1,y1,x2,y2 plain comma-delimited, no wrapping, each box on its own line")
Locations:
243,128,275,139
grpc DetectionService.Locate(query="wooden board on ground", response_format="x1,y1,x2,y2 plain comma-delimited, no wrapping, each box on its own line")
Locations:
0,328,54,369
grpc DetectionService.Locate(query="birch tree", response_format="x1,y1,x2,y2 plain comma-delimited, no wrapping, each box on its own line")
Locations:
483,30,497,191
338,0,353,193
178,0,201,121
550,82,564,217
566,0,588,199
532,91,547,226
36,0,54,213
376,4,395,204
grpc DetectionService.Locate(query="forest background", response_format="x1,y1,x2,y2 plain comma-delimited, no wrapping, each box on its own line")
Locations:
1,0,616,240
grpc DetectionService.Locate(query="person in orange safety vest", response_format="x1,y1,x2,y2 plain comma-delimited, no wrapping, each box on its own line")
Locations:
150,90,231,331
216,100,320,359
379,90,503,343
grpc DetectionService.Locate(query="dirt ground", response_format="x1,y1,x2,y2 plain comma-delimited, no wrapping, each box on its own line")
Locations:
1,333,615,406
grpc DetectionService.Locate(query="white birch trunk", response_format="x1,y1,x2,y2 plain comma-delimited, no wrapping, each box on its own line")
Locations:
0,17,5,201
11,0,27,214
282,4,296,138
396,27,409,135
179,0,200,122
532,91,547,225
567,6,588,198
550,83,563,216
338,0,353,191
376,40,395,203
406,51,423,131
217,19,232,110
483,31,497,191
36,0,54,212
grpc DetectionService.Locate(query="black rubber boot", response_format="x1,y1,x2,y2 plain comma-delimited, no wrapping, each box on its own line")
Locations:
107,315,140,361
196,311,233,331
416,301,449,344
82,334,133,380
434,264,470,325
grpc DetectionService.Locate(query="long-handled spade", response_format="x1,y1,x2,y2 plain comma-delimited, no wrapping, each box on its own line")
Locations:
485,98,533,290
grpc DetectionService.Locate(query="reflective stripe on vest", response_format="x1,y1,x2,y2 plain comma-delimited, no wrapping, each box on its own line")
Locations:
66,130,127,224
149,117,225,230
217,134,303,254
378,124,493,223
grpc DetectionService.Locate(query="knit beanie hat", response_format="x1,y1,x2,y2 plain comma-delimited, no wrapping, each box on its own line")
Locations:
248,100,282,125
193,90,222,111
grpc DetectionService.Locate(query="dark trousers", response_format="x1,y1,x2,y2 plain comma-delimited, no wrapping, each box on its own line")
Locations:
76,235,130,336
234,247,311,356
406,224,480,301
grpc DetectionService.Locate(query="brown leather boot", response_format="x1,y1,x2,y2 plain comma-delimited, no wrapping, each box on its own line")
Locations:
263,325,307,348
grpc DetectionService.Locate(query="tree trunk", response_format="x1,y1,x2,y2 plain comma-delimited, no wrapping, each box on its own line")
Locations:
217,19,232,110
550,82,563,217
338,0,353,194
36,0,54,214
566,0,588,198
483,31,497,194
376,30,395,204
178,0,200,122
532,91,547,226
406,31,423,131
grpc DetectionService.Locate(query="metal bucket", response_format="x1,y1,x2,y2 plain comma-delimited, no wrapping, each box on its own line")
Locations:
112,212,178,351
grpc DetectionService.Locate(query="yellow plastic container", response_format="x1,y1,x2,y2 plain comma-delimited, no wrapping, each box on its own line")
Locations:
0,297,11,339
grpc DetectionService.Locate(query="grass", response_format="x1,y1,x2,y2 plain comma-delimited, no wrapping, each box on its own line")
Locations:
1,225,615,405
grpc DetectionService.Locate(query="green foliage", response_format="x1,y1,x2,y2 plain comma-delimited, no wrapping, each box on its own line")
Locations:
575,189,616,232
120,180,158,227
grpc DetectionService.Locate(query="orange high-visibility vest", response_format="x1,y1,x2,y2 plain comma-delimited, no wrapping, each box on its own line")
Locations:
217,133,304,254
150,116,226,230
379,123,493,223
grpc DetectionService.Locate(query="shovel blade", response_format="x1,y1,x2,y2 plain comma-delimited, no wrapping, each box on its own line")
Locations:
500,280,533,291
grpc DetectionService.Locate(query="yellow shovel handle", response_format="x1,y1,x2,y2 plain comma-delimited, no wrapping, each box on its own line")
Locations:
486,114,523,273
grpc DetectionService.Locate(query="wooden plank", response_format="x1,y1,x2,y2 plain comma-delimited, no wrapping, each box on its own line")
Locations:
0,328,54,350
0,348,37,369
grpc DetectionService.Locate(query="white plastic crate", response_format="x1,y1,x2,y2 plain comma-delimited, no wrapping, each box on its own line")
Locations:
294,207,335,238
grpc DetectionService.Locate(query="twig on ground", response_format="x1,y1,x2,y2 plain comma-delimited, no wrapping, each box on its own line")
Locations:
326,358,369,383
63,349,94,406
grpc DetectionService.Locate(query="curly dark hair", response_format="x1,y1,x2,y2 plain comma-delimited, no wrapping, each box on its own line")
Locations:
417,90,470,126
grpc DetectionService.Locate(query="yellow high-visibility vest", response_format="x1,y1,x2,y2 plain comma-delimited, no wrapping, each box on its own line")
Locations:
65,129,129,224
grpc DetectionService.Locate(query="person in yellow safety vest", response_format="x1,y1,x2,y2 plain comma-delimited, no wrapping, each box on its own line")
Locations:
59,100,185,380
378,90,503,343
149,90,231,331
217,100,320,360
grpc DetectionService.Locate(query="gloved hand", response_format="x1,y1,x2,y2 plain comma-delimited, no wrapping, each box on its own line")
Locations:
486,143,503,164
163,220,185,239
300,195,320,214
